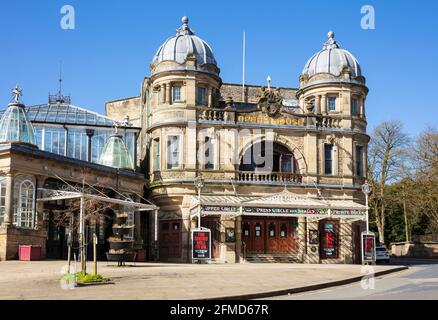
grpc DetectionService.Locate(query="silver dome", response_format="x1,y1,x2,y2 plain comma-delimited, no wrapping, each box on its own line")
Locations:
152,17,217,72
0,86,37,146
302,32,362,78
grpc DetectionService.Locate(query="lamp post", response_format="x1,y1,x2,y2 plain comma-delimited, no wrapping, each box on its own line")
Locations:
194,176,205,228
361,181,371,233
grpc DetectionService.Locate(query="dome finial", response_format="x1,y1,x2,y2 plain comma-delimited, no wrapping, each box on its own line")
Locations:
11,84,22,104
323,30,339,49
177,16,193,35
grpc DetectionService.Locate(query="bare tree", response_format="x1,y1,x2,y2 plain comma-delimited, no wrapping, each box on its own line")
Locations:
368,120,410,244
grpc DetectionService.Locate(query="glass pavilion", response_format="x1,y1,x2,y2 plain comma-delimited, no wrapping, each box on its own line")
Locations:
0,101,140,166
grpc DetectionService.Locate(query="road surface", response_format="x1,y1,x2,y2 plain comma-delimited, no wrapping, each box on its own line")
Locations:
268,259,438,300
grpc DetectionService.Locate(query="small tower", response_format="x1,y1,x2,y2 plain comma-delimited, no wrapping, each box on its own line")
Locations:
0,85,37,146
97,128,134,170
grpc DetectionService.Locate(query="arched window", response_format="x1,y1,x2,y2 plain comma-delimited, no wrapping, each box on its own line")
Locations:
239,141,299,173
13,176,35,229
0,176,6,224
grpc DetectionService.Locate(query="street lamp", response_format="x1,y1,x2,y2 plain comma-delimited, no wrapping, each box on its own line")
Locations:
361,181,371,233
194,176,205,228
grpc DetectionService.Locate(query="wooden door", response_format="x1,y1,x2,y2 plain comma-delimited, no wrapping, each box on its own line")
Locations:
277,220,291,253
266,221,278,253
252,220,265,253
201,217,220,259
159,220,181,259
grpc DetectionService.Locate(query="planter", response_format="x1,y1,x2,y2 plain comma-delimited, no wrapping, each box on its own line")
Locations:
112,226,133,236
109,241,134,250
106,252,135,262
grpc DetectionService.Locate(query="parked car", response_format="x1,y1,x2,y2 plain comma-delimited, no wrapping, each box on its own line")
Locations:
376,246,390,263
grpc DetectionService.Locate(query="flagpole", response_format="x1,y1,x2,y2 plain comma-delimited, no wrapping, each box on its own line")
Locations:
242,31,246,102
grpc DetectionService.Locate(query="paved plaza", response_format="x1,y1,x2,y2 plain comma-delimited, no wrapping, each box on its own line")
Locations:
0,260,406,300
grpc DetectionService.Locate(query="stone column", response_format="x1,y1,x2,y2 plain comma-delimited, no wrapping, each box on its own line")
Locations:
207,86,212,107
166,83,172,104
161,84,166,104
360,97,365,118
340,220,353,264
3,173,13,226
36,176,47,230
321,94,327,115
235,215,242,262
297,217,306,262
315,95,321,115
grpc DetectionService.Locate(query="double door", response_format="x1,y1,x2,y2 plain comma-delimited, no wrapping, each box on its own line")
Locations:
242,217,299,254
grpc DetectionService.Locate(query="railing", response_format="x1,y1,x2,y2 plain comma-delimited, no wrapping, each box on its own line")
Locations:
316,116,342,128
237,171,303,183
198,108,225,121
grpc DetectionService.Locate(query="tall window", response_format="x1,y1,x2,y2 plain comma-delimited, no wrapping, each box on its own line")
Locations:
67,130,88,161
44,127,66,155
153,138,160,171
204,136,214,170
351,98,359,115
91,130,111,163
196,87,207,106
327,97,336,112
172,86,182,102
355,145,364,177
13,178,35,229
167,136,180,169
0,176,6,225
324,144,333,175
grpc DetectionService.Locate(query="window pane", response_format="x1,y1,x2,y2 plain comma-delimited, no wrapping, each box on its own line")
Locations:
351,98,358,115
324,144,333,175
172,86,181,102
167,136,180,169
196,87,207,105
356,146,363,176
204,136,214,170
328,97,336,112
153,138,160,171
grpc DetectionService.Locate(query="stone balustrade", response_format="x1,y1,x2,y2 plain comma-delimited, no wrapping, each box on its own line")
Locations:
237,171,303,183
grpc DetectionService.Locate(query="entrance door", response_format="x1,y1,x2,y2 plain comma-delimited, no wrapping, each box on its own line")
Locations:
242,217,298,255
252,221,265,253
201,217,220,259
266,221,278,253
159,220,181,259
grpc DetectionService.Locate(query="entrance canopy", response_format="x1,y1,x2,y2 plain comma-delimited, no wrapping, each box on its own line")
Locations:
38,188,159,211
189,190,366,220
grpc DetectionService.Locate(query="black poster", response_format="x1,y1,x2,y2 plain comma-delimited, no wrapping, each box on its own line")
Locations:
192,229,211,260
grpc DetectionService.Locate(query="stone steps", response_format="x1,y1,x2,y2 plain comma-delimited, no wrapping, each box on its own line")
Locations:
244,254,301,263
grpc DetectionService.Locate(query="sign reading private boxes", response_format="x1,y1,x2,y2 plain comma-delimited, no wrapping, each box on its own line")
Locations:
192,228,211,260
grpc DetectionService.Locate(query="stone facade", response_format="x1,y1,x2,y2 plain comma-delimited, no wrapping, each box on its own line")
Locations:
105,18,369,264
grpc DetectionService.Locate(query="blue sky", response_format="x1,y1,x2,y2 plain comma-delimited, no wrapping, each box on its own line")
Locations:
0,0,437,136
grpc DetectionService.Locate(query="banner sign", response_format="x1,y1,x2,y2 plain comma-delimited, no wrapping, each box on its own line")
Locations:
202,205,239,213
192,228,211,260
331,209,366,217
242,207,329,216
361,232,376,263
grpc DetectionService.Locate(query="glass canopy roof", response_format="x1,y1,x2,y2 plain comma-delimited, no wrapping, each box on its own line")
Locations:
98,133,134,170
0,103,118,127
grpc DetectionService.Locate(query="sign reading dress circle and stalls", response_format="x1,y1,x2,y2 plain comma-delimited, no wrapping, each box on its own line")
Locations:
192,228,211,260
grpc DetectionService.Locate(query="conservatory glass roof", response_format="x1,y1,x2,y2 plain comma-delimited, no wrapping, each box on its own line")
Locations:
0,103,119,127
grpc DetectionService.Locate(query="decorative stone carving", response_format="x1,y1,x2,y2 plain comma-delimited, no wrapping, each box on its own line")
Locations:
257,87,283,118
